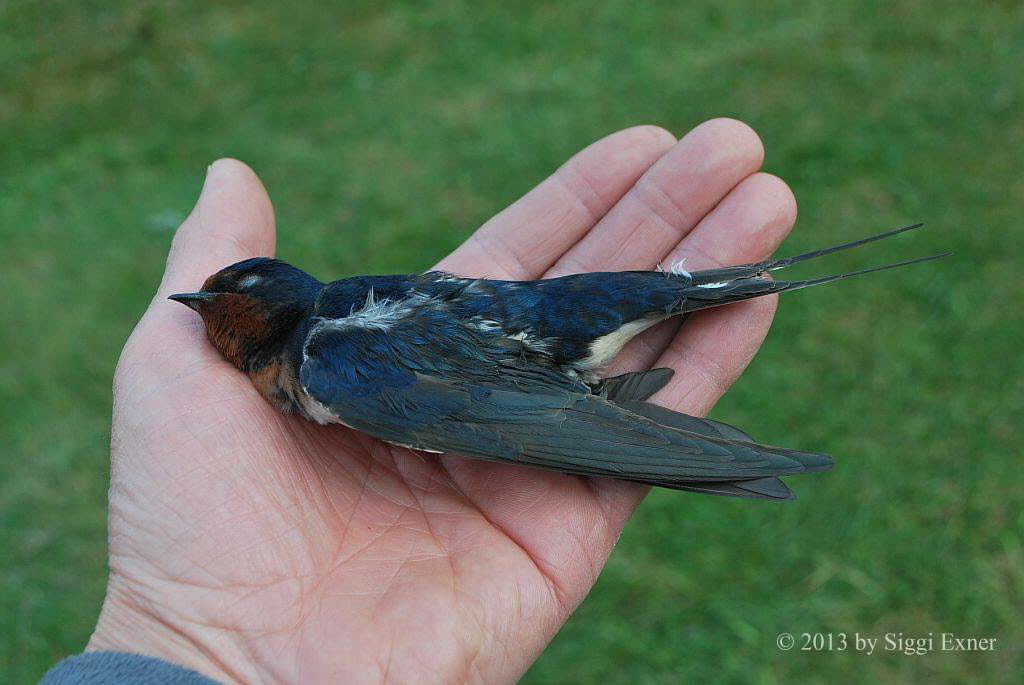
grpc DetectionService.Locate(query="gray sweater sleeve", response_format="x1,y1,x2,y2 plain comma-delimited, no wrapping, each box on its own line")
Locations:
40,652,222,685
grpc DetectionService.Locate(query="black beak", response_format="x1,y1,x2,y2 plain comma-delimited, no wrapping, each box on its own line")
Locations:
168,291,216,311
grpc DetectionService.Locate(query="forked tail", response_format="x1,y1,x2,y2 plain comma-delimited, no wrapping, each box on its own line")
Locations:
678,223,950,311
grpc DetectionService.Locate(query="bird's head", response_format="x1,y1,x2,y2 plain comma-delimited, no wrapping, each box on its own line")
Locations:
170,257,322,370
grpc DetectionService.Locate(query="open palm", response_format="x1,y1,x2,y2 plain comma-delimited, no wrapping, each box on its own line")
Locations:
89,120,798,683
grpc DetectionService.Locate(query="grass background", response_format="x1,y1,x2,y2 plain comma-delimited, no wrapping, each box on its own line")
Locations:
2,0,1021,681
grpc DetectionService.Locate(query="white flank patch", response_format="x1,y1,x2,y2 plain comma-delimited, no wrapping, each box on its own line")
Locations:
580,315,664,369
696,281,729,289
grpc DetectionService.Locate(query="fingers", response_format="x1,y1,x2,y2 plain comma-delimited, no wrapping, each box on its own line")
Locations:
662,172,798,273
436,125,676,279
543,118,765,278
157,159,277,299
606,172,798,376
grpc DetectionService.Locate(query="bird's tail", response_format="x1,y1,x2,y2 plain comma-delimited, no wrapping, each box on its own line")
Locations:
674,223,950,313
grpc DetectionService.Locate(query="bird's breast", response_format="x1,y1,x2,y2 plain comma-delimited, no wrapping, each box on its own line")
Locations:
249,357,347,425
248,360,296,413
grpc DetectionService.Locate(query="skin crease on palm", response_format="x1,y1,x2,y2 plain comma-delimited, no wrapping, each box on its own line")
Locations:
88,119,799,684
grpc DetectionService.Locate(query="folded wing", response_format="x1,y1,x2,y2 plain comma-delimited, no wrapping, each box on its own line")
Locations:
299,307,831,497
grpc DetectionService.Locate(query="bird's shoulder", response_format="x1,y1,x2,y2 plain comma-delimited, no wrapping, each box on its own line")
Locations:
298,285,584,407
311,271,562,356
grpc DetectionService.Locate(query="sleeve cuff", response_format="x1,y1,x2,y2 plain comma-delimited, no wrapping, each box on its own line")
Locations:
40,651,222,685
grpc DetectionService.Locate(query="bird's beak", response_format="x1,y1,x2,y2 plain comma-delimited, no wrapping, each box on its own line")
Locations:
168,291,217,311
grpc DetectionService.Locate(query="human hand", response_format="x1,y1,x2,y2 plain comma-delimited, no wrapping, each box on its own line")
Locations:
89,119,797,683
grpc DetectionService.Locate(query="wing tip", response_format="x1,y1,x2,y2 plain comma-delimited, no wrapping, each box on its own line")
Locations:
664,476,798,500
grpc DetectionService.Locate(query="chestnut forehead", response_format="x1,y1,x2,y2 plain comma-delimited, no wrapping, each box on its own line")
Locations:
205,291,268,319
202,269,242,292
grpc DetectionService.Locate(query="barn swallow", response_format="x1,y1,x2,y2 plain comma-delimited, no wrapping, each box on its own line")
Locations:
170,223,947,499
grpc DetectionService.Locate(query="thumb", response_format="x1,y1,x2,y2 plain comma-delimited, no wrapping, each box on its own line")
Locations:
157,158,277,299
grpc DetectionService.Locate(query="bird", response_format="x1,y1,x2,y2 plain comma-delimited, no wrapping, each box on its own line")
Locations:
170,223,948,500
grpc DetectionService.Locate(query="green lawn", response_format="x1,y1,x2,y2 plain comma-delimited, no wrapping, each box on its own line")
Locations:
2,1,1021,681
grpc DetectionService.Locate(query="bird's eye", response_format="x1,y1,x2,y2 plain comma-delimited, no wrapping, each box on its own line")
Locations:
238,274,261,290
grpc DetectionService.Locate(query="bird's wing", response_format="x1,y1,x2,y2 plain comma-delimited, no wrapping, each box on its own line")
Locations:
594,369,809,499
298,310,832,491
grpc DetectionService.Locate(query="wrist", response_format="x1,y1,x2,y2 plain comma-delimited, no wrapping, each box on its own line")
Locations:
87,578,252,685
